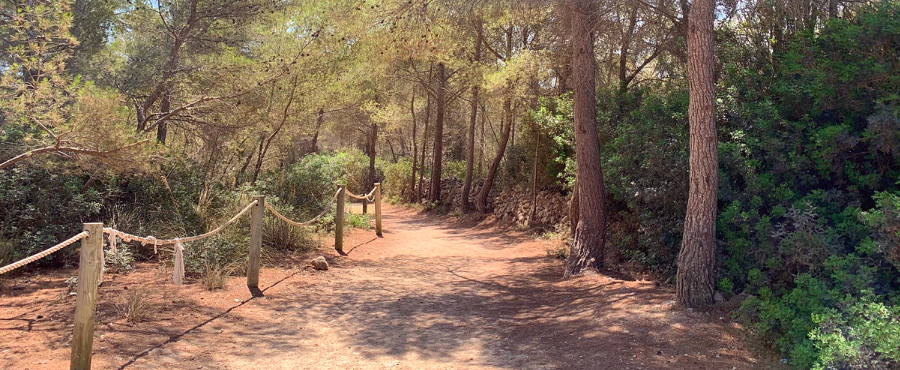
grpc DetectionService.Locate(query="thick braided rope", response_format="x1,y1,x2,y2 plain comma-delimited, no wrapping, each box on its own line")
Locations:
0,231,90,275
345,187,376,202
266,188,341,226
103,200,258,246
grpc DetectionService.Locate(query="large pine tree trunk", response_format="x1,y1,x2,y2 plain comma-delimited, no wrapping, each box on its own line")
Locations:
565,0,608,278
462,21,483,213
676,0,718,308
429,63,447,203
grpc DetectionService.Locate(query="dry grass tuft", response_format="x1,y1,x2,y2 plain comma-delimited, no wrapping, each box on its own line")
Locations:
117,289,151,323
202,261,229,291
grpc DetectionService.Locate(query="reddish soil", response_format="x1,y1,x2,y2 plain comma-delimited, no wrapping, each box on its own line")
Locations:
0,204,782,370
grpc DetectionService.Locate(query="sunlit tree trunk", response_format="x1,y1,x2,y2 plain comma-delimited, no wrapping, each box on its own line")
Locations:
476,28,514,212
462,20,483,213
565,0,608,277
410,94,419,201
429,62,447,203
677,0,717,308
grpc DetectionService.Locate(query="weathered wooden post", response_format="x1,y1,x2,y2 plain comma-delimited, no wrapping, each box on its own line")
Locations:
247,196,264,289
70,223,103,370
362,189,368,215
374,183,383,237
335,186,345,253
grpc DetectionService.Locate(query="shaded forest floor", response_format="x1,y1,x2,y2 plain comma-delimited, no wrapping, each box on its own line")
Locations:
0,204,783,369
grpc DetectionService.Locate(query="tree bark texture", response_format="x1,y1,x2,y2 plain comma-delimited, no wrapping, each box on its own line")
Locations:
676,0,718,308
462,20,483,213
565,0,608,278
429,62,447,203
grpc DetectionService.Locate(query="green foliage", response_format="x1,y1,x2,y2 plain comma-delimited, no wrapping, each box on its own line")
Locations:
810,293,900,370
706,5,900,367
382,157,413,200
0,165,102,266
104,244,134,273
345,212,372,231
260,149,370,218
521,94,575,191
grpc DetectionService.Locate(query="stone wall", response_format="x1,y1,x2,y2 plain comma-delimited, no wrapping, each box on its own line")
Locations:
493,187,570,227
421,180,570,229
421,178,500,209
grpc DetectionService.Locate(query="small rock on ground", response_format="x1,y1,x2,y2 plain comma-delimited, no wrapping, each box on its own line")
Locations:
311,256,329,270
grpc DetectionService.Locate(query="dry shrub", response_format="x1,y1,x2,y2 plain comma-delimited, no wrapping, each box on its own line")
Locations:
202,261,229,291
117,289,151,323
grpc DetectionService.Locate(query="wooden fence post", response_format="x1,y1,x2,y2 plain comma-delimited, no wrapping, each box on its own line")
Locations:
335,186,345,254
70,223,103,370
374,183,383,237
362,190,368,215
247,196,264,289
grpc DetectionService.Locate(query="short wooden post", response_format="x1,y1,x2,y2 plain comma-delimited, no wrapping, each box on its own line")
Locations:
247,196,264,289
374,183,383,237
70,223,103,370
335,186,345,253
362,191,368,215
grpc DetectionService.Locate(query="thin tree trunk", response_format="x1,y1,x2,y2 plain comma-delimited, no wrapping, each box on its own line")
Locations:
676,0,718,308
252,77,298,184
410,93,419,201
619,6,638,94
530,132,540,223
462,20,483,213
475,28,514,212
429,62,447,203
368,123,378,183
476,90,512,212
311,107,324,154
478,101,486,176
418,73,432,202
565,0,608,278
157,91,171,144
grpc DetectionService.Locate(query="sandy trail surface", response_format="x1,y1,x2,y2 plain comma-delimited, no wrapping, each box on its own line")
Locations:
0,204,778,369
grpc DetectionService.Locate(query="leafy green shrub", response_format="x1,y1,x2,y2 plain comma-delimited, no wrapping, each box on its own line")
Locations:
260,149,370,217
345,212,372,231
104,244,134,273
810,293,900,370
263,217,317,253
382,157,413,200
0,165,102,267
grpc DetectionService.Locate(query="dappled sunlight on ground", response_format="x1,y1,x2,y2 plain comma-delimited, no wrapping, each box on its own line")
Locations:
0,204,780,370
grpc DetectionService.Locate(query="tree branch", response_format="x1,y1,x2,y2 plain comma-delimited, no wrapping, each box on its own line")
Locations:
0,140,149,171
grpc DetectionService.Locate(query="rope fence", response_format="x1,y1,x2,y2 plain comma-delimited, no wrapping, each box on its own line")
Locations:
345,187,376,203
0,231,90,275
264,188,341,227
0,182,384,370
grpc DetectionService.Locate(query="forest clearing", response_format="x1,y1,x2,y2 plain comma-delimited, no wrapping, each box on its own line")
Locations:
2,0,900,369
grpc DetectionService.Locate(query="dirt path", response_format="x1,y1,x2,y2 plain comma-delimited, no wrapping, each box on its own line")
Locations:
1,204,779,370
